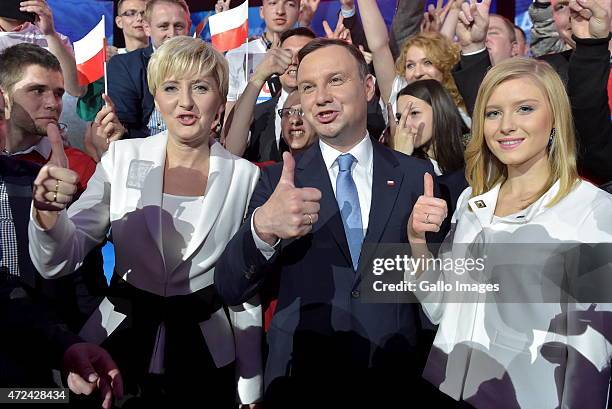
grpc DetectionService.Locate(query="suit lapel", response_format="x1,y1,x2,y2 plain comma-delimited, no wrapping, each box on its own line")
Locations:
180,142,233,262
358,143,404,275
295,144,352,266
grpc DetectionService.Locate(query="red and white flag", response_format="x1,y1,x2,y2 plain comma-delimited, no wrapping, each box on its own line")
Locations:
209,0,248,52
74,16,106,86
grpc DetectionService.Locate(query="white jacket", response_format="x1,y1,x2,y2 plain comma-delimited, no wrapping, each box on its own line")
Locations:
419,180,612,409
28,133,263,403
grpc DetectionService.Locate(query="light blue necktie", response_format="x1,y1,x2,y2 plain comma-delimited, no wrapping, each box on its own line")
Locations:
336,153,363,270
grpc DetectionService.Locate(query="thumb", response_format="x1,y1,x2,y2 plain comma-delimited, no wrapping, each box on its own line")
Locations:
47,123,68,168
101,93,115,110
423,172,434,197
272,32,281,49
279,151,295,187
579,0,608,18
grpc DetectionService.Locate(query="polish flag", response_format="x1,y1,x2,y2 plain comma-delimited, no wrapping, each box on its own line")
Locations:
209,0,249,52
74,16,106,86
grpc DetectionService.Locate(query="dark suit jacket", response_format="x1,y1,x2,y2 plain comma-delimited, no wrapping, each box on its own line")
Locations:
0,157,88,386
215,140,436,405
567,35,612,184
452,49,491,116
1,157,105,332
244,95,289,163
107,44,155,139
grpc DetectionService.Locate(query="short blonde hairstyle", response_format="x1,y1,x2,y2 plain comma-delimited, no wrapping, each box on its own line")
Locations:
147,36,229,103
396,32,465,111
144,0,190,22
465,57,579,206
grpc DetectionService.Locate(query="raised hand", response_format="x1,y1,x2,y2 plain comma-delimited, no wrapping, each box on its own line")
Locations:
421,0,453,33
456,0,491,52
569,0,611,39
323,15,353,43
215,0,230,13
91,94,126,156
254,152,322,245
408,173,448,244
20,0,56,36
299,0,321,27
250,35,293,88
391,102,425,156
32,123,79,213
63,343,123,409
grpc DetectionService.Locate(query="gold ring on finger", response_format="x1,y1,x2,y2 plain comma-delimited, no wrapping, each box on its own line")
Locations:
55,179,60,192
52,192,57,202
307,214,313,225
425,213,430,224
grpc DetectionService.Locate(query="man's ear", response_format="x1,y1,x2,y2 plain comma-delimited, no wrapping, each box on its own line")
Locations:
259,6,264,20
511,41,520,57
143,20,152,38
115,16,124,30
364,74,376,102
1,89,12,120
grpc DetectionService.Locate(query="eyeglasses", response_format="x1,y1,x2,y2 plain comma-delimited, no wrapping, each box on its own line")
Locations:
277,108,304,119
120,9,145,18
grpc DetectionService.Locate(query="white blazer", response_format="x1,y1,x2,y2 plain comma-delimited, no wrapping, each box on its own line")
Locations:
418,180,612,409
28,132,263,403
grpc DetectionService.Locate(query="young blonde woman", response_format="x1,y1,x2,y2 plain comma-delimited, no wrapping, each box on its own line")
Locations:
408,58,612,408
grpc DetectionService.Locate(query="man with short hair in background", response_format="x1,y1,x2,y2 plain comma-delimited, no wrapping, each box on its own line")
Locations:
115,0,149,54
107,0,190,139
224,0,300,117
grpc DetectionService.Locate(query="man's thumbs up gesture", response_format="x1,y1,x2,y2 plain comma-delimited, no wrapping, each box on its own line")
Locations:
32,123,80,226
408,172,448,244
254,152,322,245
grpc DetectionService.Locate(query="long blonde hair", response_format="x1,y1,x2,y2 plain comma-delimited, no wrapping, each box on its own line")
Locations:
396,32,465,112
465,58,579,206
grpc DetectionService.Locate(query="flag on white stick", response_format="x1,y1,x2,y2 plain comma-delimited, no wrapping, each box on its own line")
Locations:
74,16,106,86
209,0,248,52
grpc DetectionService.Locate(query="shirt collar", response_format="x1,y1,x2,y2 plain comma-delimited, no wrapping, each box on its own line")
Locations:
319,133,372,171
10,137,52,159
468,180,562,226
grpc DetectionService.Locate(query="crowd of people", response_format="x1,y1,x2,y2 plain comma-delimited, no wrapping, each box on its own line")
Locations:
1,0,612,408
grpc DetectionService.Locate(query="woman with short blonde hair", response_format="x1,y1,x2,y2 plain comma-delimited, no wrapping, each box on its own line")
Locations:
29,37,262,407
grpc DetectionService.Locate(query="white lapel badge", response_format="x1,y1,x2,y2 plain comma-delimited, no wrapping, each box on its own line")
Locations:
387,180,395,187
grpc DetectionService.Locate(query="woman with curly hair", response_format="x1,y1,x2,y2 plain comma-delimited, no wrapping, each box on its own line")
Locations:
358,0,471,127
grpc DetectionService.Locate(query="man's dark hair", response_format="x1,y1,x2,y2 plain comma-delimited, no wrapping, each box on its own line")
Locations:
0,43,62,94
280,27,316,45
297,38,369,80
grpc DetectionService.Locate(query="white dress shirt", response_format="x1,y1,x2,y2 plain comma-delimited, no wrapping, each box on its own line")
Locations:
252,134,373,257
274,88,289,149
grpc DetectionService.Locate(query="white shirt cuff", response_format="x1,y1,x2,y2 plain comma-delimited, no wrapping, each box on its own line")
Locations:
340,7,356,18
250,207,279,260
461,46,487,56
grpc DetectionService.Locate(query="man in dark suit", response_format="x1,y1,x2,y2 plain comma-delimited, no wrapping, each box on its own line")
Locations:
107,0,190,139
215,38,443,406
